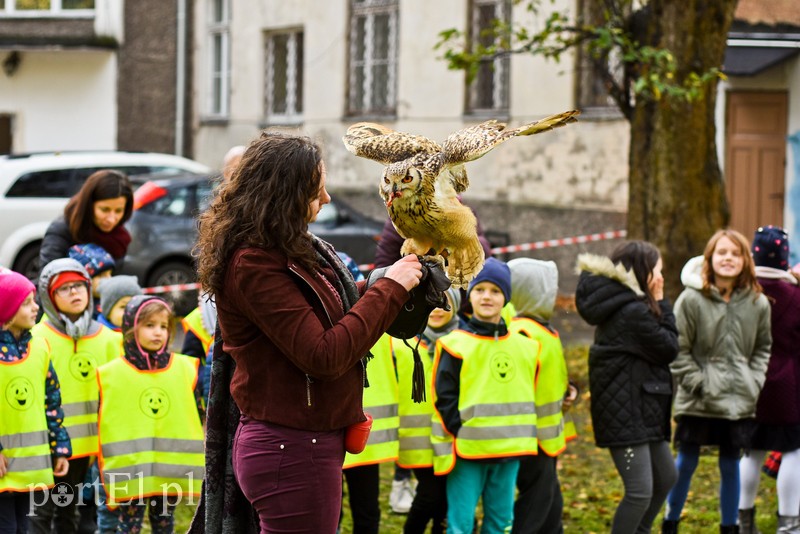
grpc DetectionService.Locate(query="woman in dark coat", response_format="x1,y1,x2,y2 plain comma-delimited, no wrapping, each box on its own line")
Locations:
39,169,133,276
575,240,679,534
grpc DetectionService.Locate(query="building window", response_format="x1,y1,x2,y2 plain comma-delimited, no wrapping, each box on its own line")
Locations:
466,0,510,115
0,0,94,15
265,30,304,124
208,0,230,118
575,0,620,113
347,0,398,116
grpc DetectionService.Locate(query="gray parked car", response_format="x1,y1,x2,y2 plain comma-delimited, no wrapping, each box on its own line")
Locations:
123,173,384,314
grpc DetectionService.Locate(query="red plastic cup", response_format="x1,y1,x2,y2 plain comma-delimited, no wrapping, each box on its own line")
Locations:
344,412,373,454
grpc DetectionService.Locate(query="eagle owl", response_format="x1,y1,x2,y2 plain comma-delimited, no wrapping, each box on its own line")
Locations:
343,110,580,288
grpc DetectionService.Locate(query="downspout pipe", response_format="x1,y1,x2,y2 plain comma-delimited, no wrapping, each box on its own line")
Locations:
175,0,187,156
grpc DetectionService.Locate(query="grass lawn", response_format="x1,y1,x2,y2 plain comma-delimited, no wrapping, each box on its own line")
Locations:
166,345,780,533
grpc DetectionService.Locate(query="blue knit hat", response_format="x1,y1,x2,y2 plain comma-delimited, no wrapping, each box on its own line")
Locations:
467,258,511,305
752,225,790,270
68,243,115,278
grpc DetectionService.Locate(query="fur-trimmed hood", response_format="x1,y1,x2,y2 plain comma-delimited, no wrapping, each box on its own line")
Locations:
576,253,644,296
574,253,644,327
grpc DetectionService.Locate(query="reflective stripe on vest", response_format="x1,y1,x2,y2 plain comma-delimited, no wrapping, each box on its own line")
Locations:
0,339,55,492
431,330,539,475
97,353,203,505
510,317,572,456
30,322,122,458
394,336,436,468
344,334,399,468
181,308,213,358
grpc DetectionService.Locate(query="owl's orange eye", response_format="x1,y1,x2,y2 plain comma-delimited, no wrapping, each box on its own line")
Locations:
401,176,413,183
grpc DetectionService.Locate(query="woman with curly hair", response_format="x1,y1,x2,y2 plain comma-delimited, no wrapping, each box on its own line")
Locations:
193,131,422,534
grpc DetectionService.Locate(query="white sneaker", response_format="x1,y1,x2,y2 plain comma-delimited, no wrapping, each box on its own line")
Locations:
389,478,416,514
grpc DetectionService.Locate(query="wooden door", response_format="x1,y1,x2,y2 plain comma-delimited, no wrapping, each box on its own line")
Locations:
725,91,787,236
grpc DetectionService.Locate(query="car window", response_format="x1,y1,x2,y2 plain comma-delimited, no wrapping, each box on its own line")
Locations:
138,185,192,217
5,166,155,198
5,169,76,197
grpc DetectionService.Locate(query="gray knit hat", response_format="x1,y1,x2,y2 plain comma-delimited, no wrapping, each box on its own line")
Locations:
97,275,143,319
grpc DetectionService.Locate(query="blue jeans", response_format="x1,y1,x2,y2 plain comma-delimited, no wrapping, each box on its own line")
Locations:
446,458,520,534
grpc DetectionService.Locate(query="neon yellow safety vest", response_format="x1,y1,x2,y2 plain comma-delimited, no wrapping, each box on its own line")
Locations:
97,353,204,506
431,329,539,475
394,336,435,468
510,317,573,456
344,333,399,468
30,322,122,458
181,308,213,359
0,337,54,492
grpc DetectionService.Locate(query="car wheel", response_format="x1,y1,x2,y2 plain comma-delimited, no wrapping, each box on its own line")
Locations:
12,243,42,281
147,261,198,317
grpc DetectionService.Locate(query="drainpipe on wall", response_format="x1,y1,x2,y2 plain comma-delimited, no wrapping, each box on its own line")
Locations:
175,0,187,157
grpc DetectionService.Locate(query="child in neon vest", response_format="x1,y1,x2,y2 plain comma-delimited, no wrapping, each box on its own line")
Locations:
68,243,116,320
432,258,539,534
400,286,461,534
97,296,204,533
0,269,71,532
508,258,579,534
96,275,142,332
29,258,122,533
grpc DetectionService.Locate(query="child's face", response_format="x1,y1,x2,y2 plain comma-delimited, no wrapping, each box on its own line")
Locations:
53,281,89,317
427,295,455,329
136,308,170,352
5,292,38,332
711,236,744,282
108,296,132,327
91,270,112,297
469,282,505,324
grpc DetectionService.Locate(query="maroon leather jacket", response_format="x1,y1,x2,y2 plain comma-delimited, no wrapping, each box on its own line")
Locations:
216,247,409,431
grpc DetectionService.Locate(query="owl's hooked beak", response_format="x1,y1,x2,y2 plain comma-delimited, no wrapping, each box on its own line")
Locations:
385,184,402,207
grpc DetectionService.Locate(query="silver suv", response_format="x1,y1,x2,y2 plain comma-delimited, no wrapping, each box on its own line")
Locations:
0,151,210,278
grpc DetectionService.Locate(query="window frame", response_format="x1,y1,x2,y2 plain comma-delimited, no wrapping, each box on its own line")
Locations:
465,0,511,117
0,0,94,17
264,28,304,125
347,0,398,118
206,0,231,120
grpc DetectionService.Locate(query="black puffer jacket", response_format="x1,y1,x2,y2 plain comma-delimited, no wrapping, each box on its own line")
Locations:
575,253,679,448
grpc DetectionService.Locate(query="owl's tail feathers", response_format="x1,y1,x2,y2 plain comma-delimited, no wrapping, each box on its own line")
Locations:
446,238,486,289
514,109,580,136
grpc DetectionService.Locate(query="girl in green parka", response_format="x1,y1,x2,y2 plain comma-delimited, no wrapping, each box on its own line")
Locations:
663,229,772,534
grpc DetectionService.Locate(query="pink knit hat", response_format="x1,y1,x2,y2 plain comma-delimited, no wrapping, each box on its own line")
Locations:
0,270,36,325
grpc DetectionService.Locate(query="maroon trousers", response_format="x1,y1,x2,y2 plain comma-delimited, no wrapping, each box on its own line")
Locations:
233,416,346,533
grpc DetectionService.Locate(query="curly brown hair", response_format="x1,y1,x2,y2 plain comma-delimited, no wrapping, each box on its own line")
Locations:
701,228,762,297
195,131,323,296
65,169,134,242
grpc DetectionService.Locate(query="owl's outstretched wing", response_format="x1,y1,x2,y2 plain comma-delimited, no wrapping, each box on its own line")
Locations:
441,109,580,165
343,122,442,165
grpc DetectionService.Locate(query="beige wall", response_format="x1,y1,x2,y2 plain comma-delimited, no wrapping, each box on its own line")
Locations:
192,0,631,212
0,50,117,152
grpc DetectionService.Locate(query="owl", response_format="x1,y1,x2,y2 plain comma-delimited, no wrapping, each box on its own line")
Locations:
343,110,580,288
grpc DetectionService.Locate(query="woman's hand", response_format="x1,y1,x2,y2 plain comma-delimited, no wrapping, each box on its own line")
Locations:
384,255,423,292
649,275,664,301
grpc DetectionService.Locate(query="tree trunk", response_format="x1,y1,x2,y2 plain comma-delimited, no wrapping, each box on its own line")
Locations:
626,0,736,301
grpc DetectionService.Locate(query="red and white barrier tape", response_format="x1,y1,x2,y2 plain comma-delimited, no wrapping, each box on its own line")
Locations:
142,282,201,295
142,230,627,292
356,229,627,272
490,229,627,254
